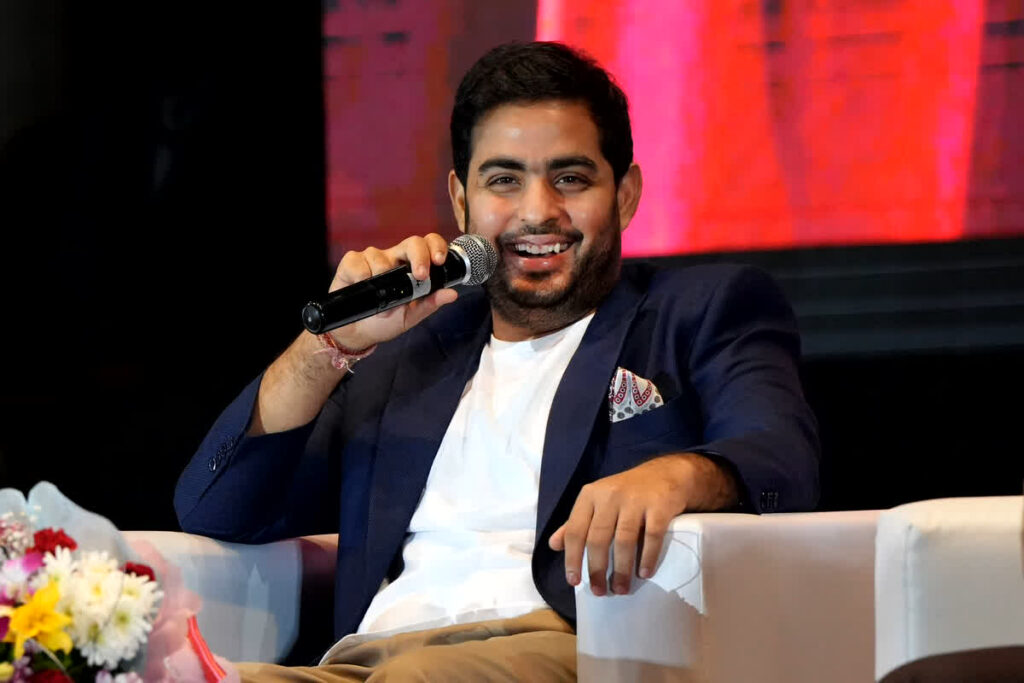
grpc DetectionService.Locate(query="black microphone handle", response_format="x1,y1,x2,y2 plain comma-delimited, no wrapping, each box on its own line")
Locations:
301,257,465,334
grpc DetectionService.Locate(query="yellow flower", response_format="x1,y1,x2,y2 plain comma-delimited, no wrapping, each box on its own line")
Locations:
1,582,72,659
0,662,14,682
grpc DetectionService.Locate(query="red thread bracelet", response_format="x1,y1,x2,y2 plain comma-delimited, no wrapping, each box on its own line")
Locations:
315,333,377,373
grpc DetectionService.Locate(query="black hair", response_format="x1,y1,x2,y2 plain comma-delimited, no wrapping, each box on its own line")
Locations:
451,41,633,186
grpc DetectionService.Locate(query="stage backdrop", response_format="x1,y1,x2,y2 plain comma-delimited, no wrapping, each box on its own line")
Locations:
323,0,1023,260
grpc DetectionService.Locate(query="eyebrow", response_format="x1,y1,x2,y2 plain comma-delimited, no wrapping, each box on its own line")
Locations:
477,157,526,174
548,156,598,172
476,155,599,175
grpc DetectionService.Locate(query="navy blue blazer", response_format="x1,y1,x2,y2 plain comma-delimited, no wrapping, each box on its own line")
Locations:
174,262,819,639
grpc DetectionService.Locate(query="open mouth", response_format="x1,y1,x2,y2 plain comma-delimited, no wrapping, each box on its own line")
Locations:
505,238,577,259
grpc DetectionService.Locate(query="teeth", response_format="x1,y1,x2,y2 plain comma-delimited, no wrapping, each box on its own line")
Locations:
512,242,570,255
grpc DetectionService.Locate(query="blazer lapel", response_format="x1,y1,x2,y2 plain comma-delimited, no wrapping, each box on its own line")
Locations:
536,276,646,539
367,296,492,574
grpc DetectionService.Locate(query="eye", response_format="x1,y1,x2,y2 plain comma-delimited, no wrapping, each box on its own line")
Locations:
555,174,590,188
487,175,519,186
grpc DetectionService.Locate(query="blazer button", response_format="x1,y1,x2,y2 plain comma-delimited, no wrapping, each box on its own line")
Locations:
216,435,239,457
208,457,218,472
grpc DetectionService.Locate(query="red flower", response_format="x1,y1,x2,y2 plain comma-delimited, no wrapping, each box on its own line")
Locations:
30,670,73,682
124,562,156,583
26,528,77,555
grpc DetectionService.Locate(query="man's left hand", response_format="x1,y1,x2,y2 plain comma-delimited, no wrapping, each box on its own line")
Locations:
548,453,738,596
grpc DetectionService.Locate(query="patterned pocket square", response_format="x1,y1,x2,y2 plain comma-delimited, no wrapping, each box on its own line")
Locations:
608,367,664,423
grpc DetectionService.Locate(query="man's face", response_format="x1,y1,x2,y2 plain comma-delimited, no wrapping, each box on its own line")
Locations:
449,101,641,332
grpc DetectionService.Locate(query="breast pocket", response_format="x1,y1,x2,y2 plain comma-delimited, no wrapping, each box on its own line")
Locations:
604,394,702,462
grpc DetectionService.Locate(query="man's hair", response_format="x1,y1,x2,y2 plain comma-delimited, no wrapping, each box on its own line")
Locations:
451,42,633,186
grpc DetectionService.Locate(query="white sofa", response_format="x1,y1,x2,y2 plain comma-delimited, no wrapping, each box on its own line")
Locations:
874,496,1024,681
128,509,880,681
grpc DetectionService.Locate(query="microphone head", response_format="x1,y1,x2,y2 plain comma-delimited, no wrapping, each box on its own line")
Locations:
451,234,498,286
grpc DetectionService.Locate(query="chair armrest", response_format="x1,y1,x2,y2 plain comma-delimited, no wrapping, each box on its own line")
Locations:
575,510,880,683
123,531,338,665
874,496,1024,681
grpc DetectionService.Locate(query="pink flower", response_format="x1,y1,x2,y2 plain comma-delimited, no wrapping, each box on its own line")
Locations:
0,552,44,602
3,552,44,577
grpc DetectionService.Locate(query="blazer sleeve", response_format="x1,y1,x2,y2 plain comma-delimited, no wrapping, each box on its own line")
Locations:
172,372,341,542
684,266,820,513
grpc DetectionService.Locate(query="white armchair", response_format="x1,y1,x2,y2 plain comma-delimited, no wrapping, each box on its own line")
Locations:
874,496,1024,682
123,531,339,666
576,510,880,682
126,510,881,680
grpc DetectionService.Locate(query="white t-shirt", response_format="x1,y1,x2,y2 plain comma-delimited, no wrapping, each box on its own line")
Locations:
323,313,593,657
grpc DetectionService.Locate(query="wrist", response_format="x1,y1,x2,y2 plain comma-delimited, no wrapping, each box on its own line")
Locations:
666,452,740,511
314,332,377,373
332,326,383,352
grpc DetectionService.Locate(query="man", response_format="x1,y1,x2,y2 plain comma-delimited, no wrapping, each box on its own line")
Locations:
175,42,819,680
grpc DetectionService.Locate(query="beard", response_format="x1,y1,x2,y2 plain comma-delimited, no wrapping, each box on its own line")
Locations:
471,204,623,336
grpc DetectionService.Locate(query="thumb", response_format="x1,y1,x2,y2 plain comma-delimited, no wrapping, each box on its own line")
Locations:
549,524,566,551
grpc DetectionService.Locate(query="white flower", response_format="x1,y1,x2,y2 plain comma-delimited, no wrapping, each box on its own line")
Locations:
78,550,119,578
95,671,144,683
71,563,123,620
0,561,30,603
32,546,77,599
63,559,162,669
0,512,32,557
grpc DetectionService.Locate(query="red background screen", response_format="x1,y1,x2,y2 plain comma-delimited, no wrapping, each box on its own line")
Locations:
324,0,1024,259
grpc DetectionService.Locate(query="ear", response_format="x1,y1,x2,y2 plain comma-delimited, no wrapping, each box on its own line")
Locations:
448,170,467,234
616,163,643,232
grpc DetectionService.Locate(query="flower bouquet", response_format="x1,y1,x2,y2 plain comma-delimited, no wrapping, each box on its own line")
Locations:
0,483,237,682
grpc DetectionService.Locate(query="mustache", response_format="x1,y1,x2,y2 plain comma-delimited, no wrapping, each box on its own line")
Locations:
495,226,584,246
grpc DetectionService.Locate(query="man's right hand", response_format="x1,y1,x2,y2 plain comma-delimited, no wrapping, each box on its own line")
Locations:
249,233,458,436
326,233,459,350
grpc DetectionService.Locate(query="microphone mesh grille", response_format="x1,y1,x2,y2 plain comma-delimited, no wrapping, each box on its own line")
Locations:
452,234,498,286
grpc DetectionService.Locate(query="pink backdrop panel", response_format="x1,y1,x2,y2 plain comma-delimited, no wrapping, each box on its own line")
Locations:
538,0,1024,256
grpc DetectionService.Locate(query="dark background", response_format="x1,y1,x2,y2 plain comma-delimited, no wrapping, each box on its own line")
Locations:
1,3,1021,531
0,3,326,529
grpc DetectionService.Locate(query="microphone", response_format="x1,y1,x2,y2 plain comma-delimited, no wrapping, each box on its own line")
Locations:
300,234,498,334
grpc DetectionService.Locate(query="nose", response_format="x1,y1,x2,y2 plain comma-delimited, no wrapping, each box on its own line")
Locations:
518,178,563,228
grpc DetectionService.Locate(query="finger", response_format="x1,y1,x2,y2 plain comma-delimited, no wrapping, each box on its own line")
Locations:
638,512,671,580
362,246,398,277
424,287,458,308
548,524,566,551
560,494,594,588
586,505,619,597
393,237,433,281
403,288,458,328
424,233,449,265
332,250,372,290
611,507,644,594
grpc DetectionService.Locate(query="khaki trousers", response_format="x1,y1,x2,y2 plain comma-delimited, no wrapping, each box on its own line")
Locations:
235,608,577,682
